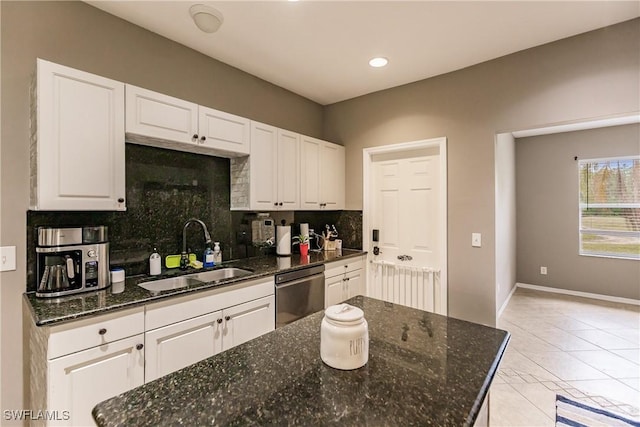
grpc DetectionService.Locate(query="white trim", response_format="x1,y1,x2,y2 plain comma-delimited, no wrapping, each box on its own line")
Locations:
512,114,640,138
497,284,518,319
516,282,640,306
362,137,448,315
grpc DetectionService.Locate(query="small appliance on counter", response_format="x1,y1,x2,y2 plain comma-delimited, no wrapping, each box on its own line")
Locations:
36,226,110,298
251,213,275,246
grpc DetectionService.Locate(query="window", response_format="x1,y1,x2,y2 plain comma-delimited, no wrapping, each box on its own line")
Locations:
579,156,640,260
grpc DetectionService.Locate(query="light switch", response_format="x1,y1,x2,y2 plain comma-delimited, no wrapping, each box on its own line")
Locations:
471,233,482,248
0,246,16,272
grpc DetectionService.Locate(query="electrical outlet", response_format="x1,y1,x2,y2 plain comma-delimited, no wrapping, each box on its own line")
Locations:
471,233,482,248
0,246,16,272
540,266,547,275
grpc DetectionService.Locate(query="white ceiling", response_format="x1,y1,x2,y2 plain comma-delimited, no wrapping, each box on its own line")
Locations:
86,1,639,106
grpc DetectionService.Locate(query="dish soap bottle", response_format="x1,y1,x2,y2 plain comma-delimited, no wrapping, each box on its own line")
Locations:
203,245,215,268
149,248,161,276
213,242,222,264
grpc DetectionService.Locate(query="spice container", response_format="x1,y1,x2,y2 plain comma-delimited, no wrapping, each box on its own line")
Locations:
321,304,369,370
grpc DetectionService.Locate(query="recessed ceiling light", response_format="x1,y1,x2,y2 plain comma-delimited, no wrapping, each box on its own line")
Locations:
369,57,388,68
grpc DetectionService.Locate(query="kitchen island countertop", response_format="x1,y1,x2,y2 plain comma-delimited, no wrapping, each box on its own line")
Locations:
93,295,509,427
25,249,365,326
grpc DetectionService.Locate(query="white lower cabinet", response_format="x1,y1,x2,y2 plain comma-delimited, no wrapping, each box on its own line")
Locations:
30,278,275,426
47,334,145,427
222,295,274,351
325,257,365,307
144,294,275,382
144,311,223,382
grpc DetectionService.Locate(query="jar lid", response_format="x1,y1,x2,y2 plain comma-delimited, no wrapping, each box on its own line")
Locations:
324,304,364,322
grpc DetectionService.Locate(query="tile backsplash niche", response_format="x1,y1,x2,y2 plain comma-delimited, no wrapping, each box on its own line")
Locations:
26,144,232,291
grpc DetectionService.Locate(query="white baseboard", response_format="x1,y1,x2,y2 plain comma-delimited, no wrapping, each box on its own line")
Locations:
497,284,518,318
516,282,640,306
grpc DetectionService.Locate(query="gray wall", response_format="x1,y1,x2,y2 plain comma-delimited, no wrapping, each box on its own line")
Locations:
0,1,323,417
495,133,517,315
516,124,640,300
324,19,640,326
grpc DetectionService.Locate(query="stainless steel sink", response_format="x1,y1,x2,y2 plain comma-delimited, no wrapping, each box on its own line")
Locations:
138,276,204,293
137,268,253,294
191,268,253,283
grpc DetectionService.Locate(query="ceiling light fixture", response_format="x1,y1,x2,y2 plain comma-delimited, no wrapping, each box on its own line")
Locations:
369,57,388,68
189,4,224,33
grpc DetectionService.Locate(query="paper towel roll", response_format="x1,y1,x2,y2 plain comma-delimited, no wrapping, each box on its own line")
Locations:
276,225,291,256
300,223,309,241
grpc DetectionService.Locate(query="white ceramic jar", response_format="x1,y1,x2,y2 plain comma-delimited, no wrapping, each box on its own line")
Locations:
321,304,369,370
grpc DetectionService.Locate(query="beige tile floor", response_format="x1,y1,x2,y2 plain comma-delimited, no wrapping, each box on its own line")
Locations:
489,288,640,426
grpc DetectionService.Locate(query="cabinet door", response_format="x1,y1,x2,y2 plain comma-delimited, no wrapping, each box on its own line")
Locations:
300,135,322,210
249,121,279,210
198,106,250,156
325,274,346,308
277,130,300,210
222,295,275,351
48,334,144,427
125,84,198,145
35,59,125,211
346,269,364,299
144,311,223,383
321,142,345,210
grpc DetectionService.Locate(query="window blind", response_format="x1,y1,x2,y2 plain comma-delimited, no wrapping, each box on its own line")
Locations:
579,156,640,259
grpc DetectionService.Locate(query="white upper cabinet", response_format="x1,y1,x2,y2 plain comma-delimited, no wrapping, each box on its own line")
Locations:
125,84,250,157
248,122,279,210
125,84,198,145
300,135,345,210
32,59,126,211
277,129,301,210
231,121,299,210
198,106,250,156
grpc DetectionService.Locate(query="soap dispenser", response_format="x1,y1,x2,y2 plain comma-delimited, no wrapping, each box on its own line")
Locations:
149,248,161,275
213,242,222,264
203,245,215,268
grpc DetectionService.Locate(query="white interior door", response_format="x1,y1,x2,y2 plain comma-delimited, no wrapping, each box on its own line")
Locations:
372,153,439,268
364,139,447,315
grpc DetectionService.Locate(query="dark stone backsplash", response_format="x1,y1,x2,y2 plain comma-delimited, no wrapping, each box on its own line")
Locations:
27,144,362,291
294,210,363,250
27,144,232,290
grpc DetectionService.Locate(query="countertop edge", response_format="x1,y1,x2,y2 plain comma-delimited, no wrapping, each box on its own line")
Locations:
464,332,511,426
26,250,367,327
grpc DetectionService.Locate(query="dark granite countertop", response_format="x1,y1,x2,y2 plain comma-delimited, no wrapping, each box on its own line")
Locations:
93,296,510,426
25,249,366,326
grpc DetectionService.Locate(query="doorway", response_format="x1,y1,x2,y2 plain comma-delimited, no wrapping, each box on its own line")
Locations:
362,137,448,315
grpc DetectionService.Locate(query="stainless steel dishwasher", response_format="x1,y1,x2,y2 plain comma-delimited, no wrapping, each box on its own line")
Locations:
275,264,325,329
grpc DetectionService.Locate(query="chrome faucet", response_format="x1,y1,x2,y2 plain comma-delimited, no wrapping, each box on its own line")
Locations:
180,218,212,270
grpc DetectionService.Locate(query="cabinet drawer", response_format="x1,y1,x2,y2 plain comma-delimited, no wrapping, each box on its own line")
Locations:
48,307,144,360
325,257,364,279
145,277,274,331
